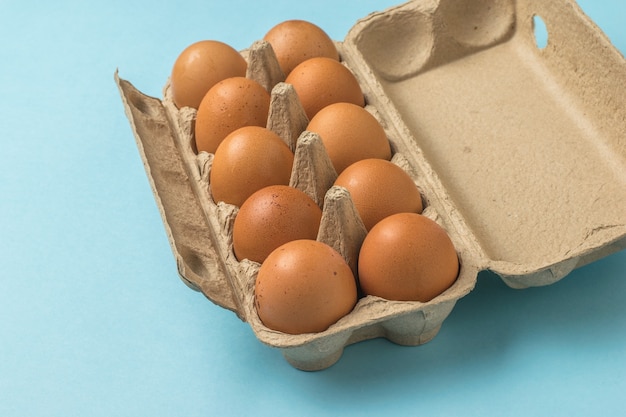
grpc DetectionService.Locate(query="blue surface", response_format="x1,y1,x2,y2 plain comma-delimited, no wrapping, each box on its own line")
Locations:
1,1,625,416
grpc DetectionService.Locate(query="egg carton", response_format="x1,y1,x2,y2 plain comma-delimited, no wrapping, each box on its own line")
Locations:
116,0,626,371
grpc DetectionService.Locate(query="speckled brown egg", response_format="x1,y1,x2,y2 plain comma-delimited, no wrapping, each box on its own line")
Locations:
195,77,270,154
334,159,423,230
263,20,339,76
209,126,294,207
358,213,459,302
255,239,357,335
285,57,364,120
170,40,247,109
306,102,391,174
232,185,322,264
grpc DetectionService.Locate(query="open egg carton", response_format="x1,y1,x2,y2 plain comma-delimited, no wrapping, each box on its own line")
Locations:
116,0,626,371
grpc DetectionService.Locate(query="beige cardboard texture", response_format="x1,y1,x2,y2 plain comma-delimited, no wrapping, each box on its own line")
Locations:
117,0,626,370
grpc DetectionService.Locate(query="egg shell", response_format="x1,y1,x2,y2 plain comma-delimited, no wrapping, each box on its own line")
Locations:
307,102,391,174
232,185,323,264
358,213,459,302
255,239,358,335
334,158,423,231
195,77,270,154
170,40,247,109
263,19,339,76
285,57,365,120
209,126,294,207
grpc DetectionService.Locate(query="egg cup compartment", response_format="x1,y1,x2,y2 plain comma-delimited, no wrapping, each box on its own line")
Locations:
152,38,476,371
117,0,626,371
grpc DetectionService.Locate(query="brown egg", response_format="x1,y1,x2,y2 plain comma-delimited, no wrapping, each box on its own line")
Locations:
307,102,391,174
232,185,322,264
170,40,247,109
358,213,459,302
195,77,270,154
285,57,364,120
255,239,357,334
210,126,294,207
263,19,339,76
334,159,423,230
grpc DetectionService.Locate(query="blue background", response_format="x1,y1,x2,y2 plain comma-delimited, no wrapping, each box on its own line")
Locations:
1,1,625,416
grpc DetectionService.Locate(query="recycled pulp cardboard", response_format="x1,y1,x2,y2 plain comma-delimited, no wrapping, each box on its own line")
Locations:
116,0,626,371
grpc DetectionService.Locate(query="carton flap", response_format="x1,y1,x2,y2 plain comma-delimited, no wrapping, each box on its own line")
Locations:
115,72,243,318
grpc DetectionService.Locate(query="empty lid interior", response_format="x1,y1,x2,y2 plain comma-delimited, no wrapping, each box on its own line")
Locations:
344,0,626,275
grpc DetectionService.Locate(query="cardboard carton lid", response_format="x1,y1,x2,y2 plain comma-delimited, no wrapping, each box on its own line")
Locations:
342,0,626,286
